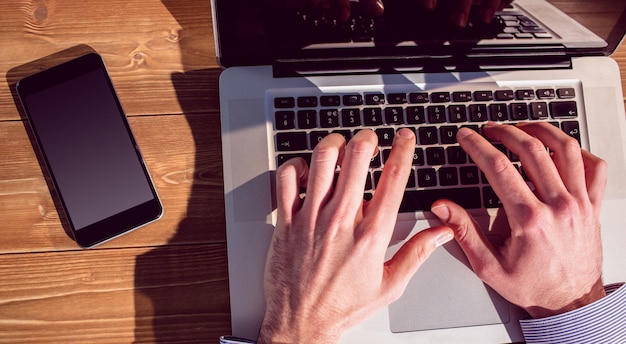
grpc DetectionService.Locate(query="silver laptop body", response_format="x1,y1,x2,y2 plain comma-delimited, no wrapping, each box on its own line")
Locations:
214,0,626,341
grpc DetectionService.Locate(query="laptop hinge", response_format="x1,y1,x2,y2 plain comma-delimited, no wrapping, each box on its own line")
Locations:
272,45,572,78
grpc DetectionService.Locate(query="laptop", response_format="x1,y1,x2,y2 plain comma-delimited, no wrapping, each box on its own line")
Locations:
214,0,626,341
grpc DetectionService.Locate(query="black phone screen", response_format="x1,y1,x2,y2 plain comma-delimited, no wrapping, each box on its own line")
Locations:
17,53,162,247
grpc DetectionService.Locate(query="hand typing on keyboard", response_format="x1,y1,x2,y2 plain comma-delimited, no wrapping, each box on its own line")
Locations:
268,0,514,26
260,128,454,343
259,122,608,343
431,122,607,318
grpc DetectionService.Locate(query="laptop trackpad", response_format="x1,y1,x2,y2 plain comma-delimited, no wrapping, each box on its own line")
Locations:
388,237,510,333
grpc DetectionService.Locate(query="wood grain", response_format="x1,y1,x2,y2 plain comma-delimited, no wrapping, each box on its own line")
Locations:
0,244,230,343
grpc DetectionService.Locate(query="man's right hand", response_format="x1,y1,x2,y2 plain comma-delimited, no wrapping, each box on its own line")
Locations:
432,122,608,318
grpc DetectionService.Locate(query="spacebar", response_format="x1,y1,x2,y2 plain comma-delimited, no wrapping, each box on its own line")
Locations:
399,187,482,213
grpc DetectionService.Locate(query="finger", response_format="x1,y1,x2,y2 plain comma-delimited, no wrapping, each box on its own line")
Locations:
304,133,346,209
478,0,501,23
382,226,454,301
456,127,538,213
483,123,568,203
330,130,379,218
581,150,608,216
515,122,587,199
276,158,309,225
431,200,502,283
360,0,385,16
445,0,474,27
366,128,416,228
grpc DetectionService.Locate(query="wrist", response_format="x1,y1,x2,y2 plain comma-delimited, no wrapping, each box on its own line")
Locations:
525,278,607,318
257,317,341,344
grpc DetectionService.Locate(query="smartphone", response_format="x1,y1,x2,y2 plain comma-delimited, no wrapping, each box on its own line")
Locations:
16,53,163,248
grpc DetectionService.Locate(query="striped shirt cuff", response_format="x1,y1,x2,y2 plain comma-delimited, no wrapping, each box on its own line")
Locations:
520,283,626,344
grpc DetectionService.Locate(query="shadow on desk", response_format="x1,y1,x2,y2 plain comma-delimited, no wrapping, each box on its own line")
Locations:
133,0,231,342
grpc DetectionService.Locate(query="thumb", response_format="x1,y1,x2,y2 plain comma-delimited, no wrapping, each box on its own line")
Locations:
430,200,501,281
383,226,453,298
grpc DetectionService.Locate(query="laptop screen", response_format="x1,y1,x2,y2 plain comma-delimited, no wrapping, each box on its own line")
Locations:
213,0,626,68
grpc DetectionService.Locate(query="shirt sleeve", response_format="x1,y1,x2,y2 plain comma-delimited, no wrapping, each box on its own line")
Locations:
519,283,626,344
219,335,257,344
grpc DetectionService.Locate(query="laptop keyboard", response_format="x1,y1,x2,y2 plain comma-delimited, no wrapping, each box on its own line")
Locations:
269,83,582,213
281,3,552,45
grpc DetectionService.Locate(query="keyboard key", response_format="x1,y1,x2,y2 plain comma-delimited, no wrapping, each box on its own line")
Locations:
448,105,467,123
474,91,493,101
365,93,385,105
388,93,408,104
370,152,382,168
427,105,446,123
320,109,340,127
550,101,577,118
275,111,295,130
515,89,534,100
298,96,318,107
536,88,555,99
276,132,308,151
363,108,383,126
439,126,458,144
399,187,482,212
483,186,503,208
310,131,329,149
385,107,404,124
509,103,529,120
417,168,437,187
495,90,514,101
447,146,467,164
341,108,362,127
557,88,576,99
320,95,341,106
489,103,509,121
561,121,581,143
376,128,395,146
460,166,480,185
275,97,295,108
530,102,549,119
343,94,363,105
452,91,472,102
469,104,488,122
413,148,425,166
431,92,451,103
439,167,459,186
409,92,429,103
297,110,317,129
426,147,445,165
406,106,426,124
418,126,439,145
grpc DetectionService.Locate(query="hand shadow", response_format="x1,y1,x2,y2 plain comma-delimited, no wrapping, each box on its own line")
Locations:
133,0,230,342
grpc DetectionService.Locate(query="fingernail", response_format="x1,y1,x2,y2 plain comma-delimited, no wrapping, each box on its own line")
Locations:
431,204,450,221
435,232,454,247
456,127,473,141
397,128,415,139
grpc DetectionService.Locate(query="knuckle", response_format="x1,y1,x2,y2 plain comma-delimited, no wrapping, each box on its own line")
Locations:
524,136,547,154
483,152,512,175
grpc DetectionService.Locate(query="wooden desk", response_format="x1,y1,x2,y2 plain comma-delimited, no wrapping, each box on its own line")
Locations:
0,1,624,343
